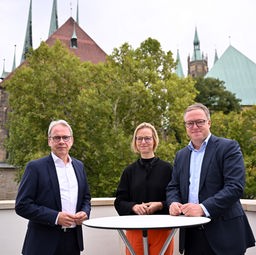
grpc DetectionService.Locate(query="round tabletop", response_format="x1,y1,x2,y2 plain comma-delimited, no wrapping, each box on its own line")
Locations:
83,215,211,230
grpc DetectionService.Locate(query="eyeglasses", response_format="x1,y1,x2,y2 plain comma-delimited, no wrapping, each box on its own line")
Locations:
135,136,153,143
184,119,208,129
49,136,72,143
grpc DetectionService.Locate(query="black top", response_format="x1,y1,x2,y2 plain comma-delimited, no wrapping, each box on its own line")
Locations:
114,157,173,215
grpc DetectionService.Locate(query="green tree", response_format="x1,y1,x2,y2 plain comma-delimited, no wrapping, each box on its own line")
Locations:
3,38,197,197
74,38,197,196
107,38,197,147
4,40,89,175
210,107,256,198
4,38,256,198
194,77,241,113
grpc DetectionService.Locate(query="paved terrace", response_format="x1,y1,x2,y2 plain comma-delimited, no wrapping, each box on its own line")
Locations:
1,198,256,255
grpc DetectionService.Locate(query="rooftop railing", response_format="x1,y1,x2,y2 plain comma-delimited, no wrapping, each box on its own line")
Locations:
1,198,256,255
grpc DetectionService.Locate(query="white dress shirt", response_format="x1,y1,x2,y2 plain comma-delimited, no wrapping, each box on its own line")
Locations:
52,152,78,226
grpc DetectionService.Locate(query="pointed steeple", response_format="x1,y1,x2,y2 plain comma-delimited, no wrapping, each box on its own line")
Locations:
214,49,219,64
193,27,200,49
192,27,202,61
175,49,184,78
76,0,79,25
187,27,208,77
48,0,58,37
21,0,33,63
12,45,16,71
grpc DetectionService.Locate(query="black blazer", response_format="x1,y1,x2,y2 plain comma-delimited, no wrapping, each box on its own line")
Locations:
15,154,91,255
166,135,255,254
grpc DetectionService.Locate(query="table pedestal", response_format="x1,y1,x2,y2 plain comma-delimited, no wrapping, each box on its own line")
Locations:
83,215,210,255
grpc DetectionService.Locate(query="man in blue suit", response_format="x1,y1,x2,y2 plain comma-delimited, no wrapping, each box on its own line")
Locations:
15,119,91,255
166,103,255,255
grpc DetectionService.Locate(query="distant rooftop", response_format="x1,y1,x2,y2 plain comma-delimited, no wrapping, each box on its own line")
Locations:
46,17,107,64
205,45,256,105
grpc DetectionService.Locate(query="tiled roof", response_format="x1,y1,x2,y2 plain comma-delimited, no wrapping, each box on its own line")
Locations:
46,17,107,64
205,45,256,105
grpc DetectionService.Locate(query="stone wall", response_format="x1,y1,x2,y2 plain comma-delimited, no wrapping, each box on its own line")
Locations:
0,164,18,200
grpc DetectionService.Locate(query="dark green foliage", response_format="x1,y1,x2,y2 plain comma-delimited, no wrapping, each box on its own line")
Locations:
194,77,241,113
3,39,256,198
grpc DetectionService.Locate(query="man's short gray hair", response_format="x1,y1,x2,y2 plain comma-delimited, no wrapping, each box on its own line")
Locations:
48,120,73,137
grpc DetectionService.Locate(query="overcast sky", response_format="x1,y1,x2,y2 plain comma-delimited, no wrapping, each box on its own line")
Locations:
1,0,256,75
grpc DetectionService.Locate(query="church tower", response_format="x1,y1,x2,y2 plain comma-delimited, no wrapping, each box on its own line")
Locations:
48,0,58,37
187,27,208,77
21,0,33,63
175,49,184,78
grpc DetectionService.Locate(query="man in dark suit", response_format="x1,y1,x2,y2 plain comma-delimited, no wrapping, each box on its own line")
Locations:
166,103,255,255
15,119,91,255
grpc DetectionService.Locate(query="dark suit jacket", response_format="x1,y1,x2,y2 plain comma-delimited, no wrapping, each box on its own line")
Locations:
166,135,255,255
15,154,91,255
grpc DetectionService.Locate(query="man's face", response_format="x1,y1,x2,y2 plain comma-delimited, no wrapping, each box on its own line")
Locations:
48,124,73,160
184,109,211,148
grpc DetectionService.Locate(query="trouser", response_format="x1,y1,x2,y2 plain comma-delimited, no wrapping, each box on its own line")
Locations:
184,227,215,255
54,228,80,255
126,229,174,255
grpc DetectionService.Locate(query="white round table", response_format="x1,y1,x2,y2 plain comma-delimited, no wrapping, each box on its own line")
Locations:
84,215,211,255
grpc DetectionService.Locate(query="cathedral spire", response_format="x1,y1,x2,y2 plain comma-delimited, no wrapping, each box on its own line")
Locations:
192,27,202,61
76,0,79,25
214,49,219,64
48,0,59,37
21,0,33,63
188,27,208,77
175,49,184,78
12,45,16,71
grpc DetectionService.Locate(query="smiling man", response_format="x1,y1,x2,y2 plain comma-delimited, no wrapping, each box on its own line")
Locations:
166,103,255,255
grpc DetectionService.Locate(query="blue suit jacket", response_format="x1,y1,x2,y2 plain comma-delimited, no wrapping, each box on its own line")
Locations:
166,135,255,254
15,154,91,255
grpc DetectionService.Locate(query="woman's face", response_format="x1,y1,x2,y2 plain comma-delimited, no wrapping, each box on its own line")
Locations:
135,127,155,158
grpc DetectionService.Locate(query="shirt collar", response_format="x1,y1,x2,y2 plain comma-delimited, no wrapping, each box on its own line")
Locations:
51,152,72,165
188,133,211,152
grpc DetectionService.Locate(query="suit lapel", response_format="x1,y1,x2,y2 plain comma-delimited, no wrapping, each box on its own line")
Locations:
72,159,82,211
199,136,215,191
47,155,62,210
182,148,191,201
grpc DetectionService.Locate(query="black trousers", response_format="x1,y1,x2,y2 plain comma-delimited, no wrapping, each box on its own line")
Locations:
54,228,80,255
184,227,215,255
183,226,245,255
